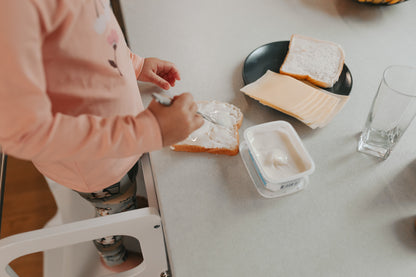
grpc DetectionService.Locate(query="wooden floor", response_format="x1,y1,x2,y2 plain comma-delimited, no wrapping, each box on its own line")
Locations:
1,157,57,277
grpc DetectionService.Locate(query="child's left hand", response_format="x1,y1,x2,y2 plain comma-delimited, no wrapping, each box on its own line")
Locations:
138,57,181,90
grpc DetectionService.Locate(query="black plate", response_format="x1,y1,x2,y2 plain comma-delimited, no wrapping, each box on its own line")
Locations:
242,41,353,96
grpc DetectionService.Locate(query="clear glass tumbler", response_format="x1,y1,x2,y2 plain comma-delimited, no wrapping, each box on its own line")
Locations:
358,65,416,159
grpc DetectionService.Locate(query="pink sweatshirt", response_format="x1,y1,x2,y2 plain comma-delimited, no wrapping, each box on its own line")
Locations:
0,0,163,192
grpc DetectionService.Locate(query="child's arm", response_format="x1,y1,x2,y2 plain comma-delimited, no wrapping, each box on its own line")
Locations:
0,2,201,162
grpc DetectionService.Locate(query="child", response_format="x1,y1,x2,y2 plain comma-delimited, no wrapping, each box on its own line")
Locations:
0,0,204,272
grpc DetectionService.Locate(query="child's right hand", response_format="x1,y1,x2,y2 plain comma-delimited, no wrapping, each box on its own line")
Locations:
147,93,204,147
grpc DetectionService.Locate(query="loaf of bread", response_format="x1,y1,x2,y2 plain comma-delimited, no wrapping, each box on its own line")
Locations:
171,101,243,156
280,34,345,88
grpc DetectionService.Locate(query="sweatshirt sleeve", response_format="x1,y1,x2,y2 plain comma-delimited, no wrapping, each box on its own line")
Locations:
129,50,145,79
0,1,162,162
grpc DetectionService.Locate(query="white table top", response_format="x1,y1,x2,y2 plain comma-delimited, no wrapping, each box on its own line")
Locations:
121,1,416,276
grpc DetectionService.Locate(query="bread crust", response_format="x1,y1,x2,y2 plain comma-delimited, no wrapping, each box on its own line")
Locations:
280,34,345,88
171,144,240,156
171,101,243,156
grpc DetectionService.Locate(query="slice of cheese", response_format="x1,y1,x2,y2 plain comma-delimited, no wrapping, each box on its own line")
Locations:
241,71,320,119
301,94,339,123
290,92,323,121
240,70,342,128
309,98,340,128
317,94,349,128
293,91,335,122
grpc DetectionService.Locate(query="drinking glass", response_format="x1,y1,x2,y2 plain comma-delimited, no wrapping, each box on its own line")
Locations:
358,65,416,159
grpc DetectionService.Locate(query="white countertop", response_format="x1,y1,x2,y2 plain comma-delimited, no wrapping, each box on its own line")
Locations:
121,1,416,276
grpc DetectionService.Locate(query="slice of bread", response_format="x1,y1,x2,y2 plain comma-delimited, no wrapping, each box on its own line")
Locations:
171,101,243,156
280,34,345,88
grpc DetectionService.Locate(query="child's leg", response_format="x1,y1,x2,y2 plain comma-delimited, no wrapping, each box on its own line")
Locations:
76,163,139,268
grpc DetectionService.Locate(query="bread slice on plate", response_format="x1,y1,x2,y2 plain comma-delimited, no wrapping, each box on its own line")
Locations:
171,101,243,156
279,34,345,88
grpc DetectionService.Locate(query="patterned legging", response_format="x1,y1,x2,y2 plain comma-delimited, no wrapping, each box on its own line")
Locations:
76,162,139,267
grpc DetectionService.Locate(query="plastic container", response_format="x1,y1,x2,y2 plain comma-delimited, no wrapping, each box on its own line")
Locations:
239,121,315,198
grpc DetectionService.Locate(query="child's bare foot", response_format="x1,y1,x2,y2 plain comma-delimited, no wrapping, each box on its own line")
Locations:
100,251,143,272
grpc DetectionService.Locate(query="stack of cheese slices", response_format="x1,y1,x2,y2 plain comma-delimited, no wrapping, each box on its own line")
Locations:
241,34,347,129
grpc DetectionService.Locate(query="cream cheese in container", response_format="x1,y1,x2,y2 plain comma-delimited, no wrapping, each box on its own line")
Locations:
239,121,315,198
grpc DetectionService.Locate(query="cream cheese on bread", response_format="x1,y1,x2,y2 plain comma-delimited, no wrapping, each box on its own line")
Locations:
171,101,243,155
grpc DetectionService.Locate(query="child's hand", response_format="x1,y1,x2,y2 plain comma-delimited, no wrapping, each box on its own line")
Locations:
138,57,181,90
148,93,204,147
